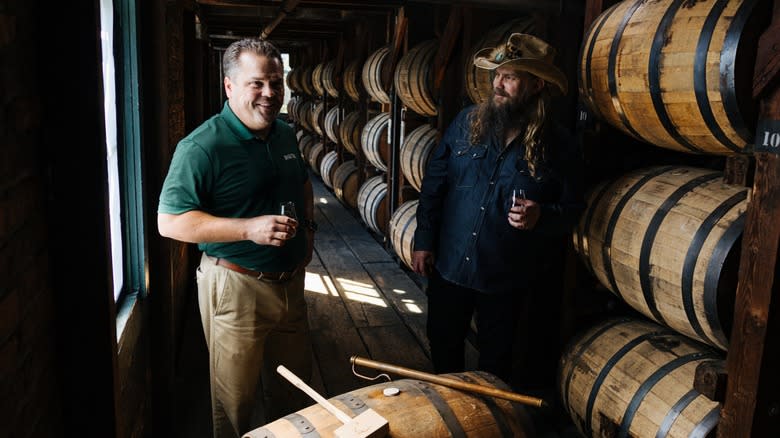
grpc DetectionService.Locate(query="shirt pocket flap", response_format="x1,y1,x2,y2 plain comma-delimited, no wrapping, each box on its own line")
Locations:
454,142,488,159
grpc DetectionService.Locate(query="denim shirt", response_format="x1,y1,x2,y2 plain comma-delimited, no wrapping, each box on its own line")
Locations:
413,105,585,294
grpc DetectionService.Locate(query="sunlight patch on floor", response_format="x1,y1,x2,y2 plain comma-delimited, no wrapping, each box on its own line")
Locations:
338,278,380,297
402,299,423,314
338,277,388,307
322,274,340,297
305,271,339,297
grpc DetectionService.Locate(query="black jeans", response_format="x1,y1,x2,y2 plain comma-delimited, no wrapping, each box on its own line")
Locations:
426,269,563,391
425,270,520,384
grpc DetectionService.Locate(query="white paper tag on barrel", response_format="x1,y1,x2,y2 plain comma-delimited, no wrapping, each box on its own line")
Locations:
572,166,749,351
387,119,391,146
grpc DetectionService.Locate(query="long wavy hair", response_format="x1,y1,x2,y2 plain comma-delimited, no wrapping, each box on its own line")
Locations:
469,86,551,178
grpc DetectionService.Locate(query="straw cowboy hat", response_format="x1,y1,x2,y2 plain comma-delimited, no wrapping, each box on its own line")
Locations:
473,33,568,95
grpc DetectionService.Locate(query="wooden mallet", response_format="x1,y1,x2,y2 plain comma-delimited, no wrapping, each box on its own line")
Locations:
276,365,389,438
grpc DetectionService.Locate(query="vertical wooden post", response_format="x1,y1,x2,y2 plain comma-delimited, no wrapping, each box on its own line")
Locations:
718,1,780,435
389,90,403,218
387,6,408,225
433,5,463,136
724,155,753,187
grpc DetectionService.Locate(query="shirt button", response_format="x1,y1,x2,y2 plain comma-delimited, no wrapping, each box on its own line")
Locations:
489,181,495,185
465,257,470,261
472,153,478,158
480,206,485,210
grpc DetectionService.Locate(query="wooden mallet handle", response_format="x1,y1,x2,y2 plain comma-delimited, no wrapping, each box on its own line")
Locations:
277,365,353,424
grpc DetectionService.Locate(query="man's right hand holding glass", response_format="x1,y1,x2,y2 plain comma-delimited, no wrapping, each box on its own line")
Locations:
244,215,298,246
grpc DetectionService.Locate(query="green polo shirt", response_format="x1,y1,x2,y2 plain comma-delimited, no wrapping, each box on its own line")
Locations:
158,102,309,271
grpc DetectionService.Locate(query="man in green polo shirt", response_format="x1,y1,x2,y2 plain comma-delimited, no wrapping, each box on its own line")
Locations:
158,38,315,438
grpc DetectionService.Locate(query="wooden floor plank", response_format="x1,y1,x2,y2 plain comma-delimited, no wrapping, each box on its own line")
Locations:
363,262,429,354
305,249,371,397
312,212,402,329
343,237,394,264
310,328,371,397
358,325,434,374
313,181,394,264
304,253,355,332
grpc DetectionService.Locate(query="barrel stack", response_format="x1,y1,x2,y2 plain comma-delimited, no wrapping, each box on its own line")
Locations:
559,318,722,438
288,51,365,212
563,0,764,435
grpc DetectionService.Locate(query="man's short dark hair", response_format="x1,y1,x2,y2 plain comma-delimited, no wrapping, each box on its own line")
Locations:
223,38,283,80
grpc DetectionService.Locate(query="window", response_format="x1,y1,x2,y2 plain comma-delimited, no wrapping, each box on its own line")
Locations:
99,0,123,301
99,0,146,318
282,53,291,115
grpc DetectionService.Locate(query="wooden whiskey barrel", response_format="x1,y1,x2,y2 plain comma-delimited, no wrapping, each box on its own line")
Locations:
332,160,360,209
559,318,722,438
579,0,765,154
287,67,301,94
298,134,316,162
287,97,298,123
389,200,419,270
464,18,536,104
299,65,316,97
361,112,391,172
311,62,326,96
310,102,326,136
308,142,325,176
400,125,439,192
394,39,439,116
362,46,391,104
357,175,388,235
293,98,310,130
245,370,534,438
343,59,364,102
324,105,341,144
319,151,339,189
297,100,314,132
572,166,749,351
322,60,339,98
338,111,364,156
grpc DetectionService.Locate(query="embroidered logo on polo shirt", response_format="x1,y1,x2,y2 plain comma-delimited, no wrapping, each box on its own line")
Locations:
283,153,297,161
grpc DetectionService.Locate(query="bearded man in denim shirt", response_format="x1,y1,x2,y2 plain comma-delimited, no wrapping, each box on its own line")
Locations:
412,33,584,391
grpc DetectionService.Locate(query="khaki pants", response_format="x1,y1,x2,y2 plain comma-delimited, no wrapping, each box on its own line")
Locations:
197,254,313,438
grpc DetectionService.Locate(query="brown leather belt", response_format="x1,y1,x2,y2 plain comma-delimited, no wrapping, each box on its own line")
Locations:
214,257,296,282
